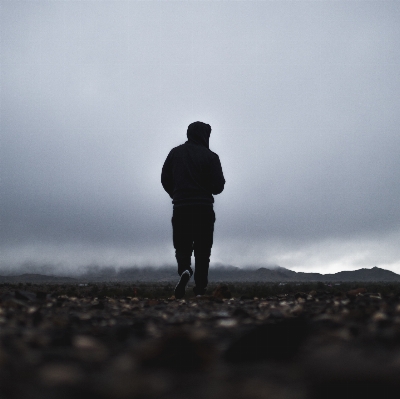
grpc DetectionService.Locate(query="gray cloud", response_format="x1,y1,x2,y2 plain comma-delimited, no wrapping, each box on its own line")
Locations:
1,1,400,273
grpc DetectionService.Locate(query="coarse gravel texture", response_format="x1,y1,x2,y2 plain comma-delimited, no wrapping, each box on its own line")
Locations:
1,283,400,399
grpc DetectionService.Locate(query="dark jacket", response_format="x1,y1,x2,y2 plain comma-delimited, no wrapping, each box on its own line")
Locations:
161,122,225,207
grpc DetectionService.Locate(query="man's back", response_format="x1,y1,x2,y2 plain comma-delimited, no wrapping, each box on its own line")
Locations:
161,122,225,207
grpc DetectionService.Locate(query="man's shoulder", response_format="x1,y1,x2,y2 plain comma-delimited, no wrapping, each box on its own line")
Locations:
208,148,220,158
169,142,219,159
168,143,186,156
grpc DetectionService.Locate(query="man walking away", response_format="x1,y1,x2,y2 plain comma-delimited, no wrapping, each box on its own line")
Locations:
161,121,225,299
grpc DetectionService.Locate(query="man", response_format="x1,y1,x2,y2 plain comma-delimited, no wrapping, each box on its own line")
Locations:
161,121,225,299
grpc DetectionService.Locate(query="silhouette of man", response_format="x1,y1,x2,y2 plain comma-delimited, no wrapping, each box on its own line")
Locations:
162,121,225,298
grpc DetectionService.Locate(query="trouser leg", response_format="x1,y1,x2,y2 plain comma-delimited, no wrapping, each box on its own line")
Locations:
193,255,210,294
172,208,194,277
193,208,215,293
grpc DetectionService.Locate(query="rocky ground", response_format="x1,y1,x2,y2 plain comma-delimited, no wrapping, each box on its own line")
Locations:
1,283,400,399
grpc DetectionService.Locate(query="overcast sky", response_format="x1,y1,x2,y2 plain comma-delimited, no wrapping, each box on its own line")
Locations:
1,0,400,274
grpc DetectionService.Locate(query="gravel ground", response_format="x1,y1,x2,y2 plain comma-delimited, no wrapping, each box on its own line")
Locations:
1,284,400,399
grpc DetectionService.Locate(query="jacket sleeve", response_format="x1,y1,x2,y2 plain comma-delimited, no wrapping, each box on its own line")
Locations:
161,151,174,198
210,155,225,195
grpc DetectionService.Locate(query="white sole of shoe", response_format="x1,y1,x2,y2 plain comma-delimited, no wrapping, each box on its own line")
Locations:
174,270,191,299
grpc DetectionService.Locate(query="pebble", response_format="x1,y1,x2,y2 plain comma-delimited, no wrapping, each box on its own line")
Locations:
39,363,83,386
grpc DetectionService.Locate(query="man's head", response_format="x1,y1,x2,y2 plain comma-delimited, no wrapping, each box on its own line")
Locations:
187,121,212,148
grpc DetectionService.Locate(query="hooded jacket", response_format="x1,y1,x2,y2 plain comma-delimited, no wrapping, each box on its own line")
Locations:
161,121,225,207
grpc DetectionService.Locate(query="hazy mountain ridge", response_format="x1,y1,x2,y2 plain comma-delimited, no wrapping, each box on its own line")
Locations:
0,266,399,283
0,274,77,283
211,266,400,282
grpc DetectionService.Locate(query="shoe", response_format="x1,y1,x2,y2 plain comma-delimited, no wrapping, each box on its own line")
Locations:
174,270,191,299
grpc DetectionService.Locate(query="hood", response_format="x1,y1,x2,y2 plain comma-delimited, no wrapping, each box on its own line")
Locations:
187,121,211,148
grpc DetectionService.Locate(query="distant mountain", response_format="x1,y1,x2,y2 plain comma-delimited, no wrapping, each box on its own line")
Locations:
0,266,399,283
0,274,77,283
210,265,400,282
317,267,400,282
249,266,400,282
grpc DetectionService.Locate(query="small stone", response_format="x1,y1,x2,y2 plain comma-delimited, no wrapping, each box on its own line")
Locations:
218,318,238,328
371,312,388,322
73,335,108,361
39,363,82,386
91,301,105,309
347,288,367,297
214,310,229,318
78,312,92,320
73,335,101,350
367,293,382,300
213,285,232,299
291,304,304,315
258,301,269,309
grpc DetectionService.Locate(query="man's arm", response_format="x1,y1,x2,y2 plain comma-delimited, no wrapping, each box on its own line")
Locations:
210,155,225,195
161,151,174,198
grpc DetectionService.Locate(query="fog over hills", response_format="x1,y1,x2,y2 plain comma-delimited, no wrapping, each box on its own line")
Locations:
0,264,399,283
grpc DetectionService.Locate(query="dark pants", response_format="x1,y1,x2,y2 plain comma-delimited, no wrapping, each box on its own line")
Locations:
172,205,215,292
